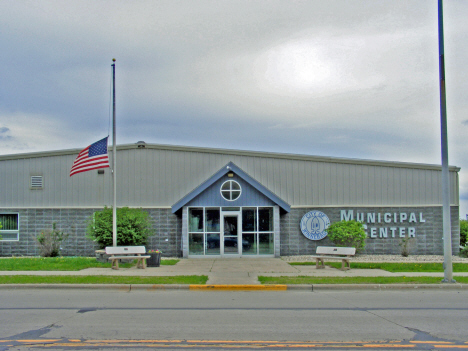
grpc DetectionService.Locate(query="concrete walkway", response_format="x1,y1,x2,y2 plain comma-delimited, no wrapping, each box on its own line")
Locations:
2,258,468,285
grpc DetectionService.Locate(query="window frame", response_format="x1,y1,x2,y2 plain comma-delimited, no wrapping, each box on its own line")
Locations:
0,213,19,241
220,180,242,201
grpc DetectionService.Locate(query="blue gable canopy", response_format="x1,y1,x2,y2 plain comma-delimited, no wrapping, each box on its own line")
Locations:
171,162,291,213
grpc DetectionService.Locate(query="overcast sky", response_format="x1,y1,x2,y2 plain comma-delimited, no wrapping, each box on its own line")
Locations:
1,0,468,217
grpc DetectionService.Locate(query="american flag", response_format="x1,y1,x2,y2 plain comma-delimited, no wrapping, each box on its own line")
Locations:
70,137,110,176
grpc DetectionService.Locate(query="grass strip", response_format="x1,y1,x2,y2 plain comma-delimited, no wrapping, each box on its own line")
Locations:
0,275,208,285
258,275,468,285
161,259,179,266
289,261,468,272
0,257,179,271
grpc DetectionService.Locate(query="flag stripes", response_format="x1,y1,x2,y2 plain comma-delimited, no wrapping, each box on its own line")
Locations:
70,137,110,176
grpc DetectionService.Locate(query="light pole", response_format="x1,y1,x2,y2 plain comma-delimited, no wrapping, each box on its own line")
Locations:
438,0,455,283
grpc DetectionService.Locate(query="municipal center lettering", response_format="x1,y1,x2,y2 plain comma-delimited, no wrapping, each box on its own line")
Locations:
340,210,426,239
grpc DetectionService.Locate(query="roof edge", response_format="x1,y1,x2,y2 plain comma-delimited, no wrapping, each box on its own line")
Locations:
0,142,461,172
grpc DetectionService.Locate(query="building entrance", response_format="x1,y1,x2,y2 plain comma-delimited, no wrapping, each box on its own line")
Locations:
187,206,275,257
221,213,240,256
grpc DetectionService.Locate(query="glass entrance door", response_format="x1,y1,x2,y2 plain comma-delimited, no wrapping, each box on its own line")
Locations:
221,214,240,256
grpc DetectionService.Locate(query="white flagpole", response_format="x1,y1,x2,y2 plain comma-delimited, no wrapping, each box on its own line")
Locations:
112,59,117,247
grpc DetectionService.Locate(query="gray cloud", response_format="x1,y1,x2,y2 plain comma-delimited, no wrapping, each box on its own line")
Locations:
1,0,468,216
0,126,12,141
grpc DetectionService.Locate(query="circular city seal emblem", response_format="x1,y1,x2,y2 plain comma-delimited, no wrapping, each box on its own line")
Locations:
300,211,331,241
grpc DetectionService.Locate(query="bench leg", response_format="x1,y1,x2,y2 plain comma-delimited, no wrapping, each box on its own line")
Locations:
136,258,147,269
111,259,119,270
341,259,350,271
316,258,325,269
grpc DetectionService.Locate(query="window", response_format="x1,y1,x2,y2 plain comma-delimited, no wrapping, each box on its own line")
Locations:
30,175,43,189
220,180,241,201
0,213,19,241
242,207,274,255
189,208,203,232
188,208,221,255
187,206,273,256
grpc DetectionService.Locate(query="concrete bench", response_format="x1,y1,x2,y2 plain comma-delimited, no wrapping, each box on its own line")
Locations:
310,246,356,271
105,246,150,270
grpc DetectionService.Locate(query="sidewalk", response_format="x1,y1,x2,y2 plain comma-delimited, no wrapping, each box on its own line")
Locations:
1,258,467,286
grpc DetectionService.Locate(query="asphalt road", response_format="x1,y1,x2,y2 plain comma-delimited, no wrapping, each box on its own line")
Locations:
1,288,467,350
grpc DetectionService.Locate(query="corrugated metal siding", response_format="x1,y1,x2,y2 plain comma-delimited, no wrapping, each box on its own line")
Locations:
0,146,459,208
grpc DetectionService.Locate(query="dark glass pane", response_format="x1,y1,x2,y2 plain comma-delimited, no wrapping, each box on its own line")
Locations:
206,234,220,255
205,209,220,232
224,236,239,254
189,208,203,232
221,182,231,190
258,208,273,232
232,182,240,190
242,208,256,232
231,191,241,200
259,233,274,254
223,216,238,236
242,233,256,255
0,214,18,231
189,234,204,255
221,191,231,200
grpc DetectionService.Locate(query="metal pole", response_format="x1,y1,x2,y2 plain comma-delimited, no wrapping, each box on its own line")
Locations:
438,0,454,283
112,59,117,247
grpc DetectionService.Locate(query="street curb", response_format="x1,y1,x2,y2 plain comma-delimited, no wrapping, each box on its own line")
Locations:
310,283,468,291
131,284,191,290
0,284,133,290
0,283,466,291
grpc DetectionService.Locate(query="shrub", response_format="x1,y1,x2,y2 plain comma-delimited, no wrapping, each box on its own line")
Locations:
36,223,69,257
460,219,468,247
399,237,414,257
460,245,468,258
327,220,367,252
86,207,152,248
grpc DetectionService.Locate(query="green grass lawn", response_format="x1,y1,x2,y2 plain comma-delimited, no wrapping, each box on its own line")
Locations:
0,257,179,271
160,259,179,266
258,276,468,285
0,275,208,285
289,261,468,272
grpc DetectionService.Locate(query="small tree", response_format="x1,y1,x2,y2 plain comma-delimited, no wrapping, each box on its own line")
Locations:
87,207,152,248
36,223,68,257
327,220,367,253
460,219,468,247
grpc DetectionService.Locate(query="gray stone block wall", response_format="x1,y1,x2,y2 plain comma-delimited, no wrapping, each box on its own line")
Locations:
146,208,182,257
280,206,460,256
1,206,459,257
0,208,182,257
0,208,98,257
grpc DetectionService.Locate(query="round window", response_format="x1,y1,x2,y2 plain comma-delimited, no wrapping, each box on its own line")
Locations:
220,180,242,201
